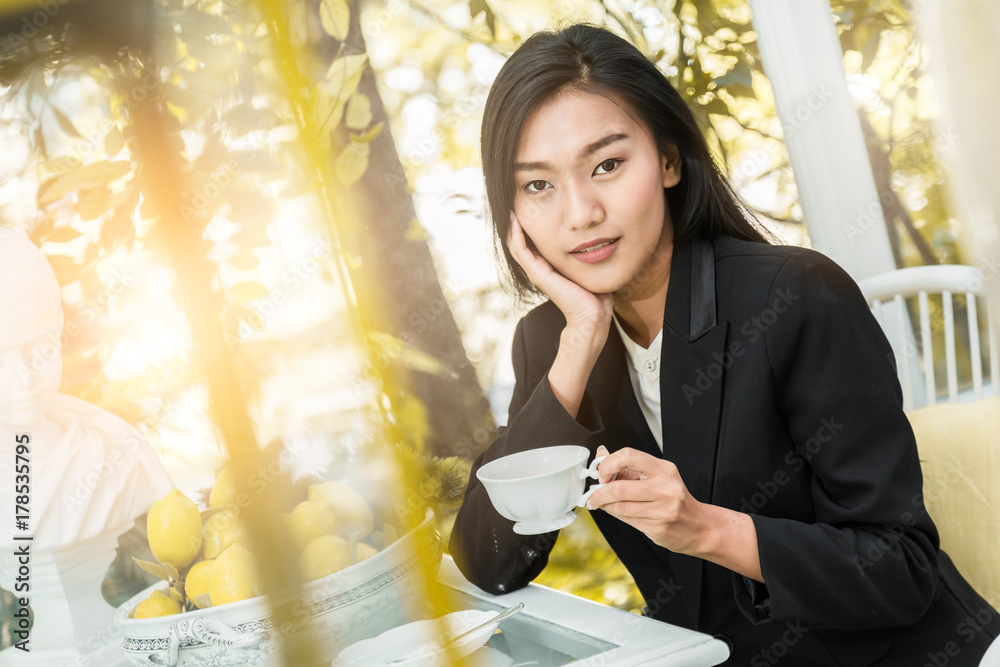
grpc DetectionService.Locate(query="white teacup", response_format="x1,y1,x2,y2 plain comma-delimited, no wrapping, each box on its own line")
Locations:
475,445,609,535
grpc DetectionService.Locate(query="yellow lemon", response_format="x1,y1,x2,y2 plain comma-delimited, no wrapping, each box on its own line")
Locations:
133,589,182,619
202,509,246,560
308,481,374,540
185,559,215,609
299,534,353,582
147,489,203,571
210,544,261,606
353,542,379,563
209,464,238,509
288,499,339,551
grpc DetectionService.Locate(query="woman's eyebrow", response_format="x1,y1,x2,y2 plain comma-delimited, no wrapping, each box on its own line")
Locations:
514,132,629,172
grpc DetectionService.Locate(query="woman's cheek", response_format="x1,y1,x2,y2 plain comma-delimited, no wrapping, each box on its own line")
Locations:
516,196,548,223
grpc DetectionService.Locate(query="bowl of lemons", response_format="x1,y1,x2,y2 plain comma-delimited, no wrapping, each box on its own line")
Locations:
114,470,442,667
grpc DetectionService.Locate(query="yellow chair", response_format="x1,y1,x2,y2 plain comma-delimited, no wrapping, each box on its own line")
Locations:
906,396,1000,612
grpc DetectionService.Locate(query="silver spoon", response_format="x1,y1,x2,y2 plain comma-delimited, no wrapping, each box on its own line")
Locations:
385,602,525,665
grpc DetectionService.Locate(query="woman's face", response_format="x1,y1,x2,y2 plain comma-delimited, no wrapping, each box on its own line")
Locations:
511,89,680,296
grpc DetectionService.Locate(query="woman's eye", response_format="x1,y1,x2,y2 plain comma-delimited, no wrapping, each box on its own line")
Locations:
524,180,549,193
595,158,622,175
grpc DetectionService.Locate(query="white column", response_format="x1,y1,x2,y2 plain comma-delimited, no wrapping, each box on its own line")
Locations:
917,0,1000,393
748,0,927,404
747,0,896,281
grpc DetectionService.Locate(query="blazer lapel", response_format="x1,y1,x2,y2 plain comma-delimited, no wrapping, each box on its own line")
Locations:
659,233,729,627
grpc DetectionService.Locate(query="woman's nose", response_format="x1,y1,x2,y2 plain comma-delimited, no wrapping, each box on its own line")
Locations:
564,181,604,231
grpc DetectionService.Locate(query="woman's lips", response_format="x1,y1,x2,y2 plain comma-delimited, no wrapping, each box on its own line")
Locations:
570,238,620,264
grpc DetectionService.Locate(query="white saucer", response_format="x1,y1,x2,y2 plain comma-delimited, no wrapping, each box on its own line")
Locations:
512,511,577,535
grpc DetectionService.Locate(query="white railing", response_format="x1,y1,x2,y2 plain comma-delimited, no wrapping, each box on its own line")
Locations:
859,265,998,410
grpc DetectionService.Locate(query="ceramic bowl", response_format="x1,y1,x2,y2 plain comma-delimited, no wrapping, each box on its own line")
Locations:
114,510,441,667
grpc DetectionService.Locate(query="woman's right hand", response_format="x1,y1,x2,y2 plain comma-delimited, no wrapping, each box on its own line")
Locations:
507,212,614,335
507,211,613,419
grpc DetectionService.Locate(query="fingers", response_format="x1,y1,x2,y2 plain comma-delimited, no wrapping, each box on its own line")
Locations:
586,479,660,511
507,212,552,282
507,212,536,263
594,446,641,483
597,447,667,482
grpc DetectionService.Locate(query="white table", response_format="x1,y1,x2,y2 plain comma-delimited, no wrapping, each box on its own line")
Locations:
79,555,729,667
436,556,730,666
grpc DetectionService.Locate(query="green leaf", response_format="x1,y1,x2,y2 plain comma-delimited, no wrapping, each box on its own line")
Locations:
320,0,350,41
322,54,369,122
345,93,372,130
38,156,82,178
164,84,211,124
105,126,124,156
132,558,170,582
52,107,82,139
325,53,369,89
858,24,880,70
30,218,54,244
469,0,495,36
334,140,369,186
38,160,132,206
230,281,271,302
98,187,139,246
47,226,83,243
368,332,456,378
349,120,384,144
194,593,213,608
701,96,731,117
77,187,112,221
162,562,180,582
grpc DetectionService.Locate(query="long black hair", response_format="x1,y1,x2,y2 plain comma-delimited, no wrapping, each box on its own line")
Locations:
481,22,773,299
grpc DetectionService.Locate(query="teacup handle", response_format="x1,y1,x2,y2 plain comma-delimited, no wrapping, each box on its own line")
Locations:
577,455,612,508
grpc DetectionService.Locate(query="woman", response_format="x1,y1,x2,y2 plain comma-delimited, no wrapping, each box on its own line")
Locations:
449,22,999,665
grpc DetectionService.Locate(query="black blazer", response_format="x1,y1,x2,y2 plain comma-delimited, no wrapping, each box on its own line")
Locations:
450,233,999,665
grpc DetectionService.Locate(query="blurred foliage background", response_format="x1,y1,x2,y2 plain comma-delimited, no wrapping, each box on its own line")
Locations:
0,0,971,643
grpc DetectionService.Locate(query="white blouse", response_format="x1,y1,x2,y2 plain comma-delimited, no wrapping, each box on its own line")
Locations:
612,313,663,451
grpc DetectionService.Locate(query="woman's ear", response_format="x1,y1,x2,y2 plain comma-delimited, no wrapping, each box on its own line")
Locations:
661,145,682,188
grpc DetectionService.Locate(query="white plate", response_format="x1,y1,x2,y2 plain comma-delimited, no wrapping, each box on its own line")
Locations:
333,610,501,666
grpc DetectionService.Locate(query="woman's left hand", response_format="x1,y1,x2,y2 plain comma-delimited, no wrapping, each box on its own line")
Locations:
586,445,710,556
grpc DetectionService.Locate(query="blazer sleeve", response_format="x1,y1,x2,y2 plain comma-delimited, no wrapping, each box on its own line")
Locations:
448,316,605,595
734,249,940,630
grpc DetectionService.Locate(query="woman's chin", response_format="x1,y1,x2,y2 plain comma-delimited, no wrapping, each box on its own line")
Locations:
570,278,622,296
